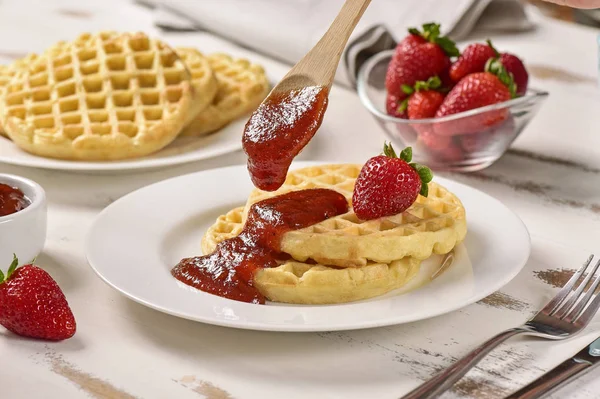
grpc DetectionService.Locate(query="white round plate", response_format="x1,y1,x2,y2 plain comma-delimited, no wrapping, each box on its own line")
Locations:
0,119,244,173
85,162,531,332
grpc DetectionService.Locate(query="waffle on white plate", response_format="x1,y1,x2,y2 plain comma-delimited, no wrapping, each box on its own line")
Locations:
200,163,467,304
243,164,467,267
180,53,270,137
0,32,201,160
0,31,268,161
174,47,218,127
202,206,422,305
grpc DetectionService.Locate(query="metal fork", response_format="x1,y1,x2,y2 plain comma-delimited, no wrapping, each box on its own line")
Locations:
401,254,600,399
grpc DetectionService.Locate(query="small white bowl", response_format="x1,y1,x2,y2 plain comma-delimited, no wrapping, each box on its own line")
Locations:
0,174,47,269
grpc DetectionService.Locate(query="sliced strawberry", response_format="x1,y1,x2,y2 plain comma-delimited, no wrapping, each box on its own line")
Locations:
352,143,433,220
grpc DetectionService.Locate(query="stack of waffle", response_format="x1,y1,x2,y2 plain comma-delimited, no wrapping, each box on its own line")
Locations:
0,31,270,161
202,164,467,304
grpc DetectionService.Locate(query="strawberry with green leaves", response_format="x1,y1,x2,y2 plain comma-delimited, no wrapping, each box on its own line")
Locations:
449,40,498,83
434,60,516,136
385,23,459,118
392,31,427,58
352,143,433,220
450,39,528,96
386,93,407,119
398,76,446,120
0,255,76,341
496,53,528,96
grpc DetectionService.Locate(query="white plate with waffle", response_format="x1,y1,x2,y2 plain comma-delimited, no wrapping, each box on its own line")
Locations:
0,33,270,172
85,162,531,331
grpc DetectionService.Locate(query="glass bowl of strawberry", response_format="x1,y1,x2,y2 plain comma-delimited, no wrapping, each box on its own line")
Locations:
357,38,548,172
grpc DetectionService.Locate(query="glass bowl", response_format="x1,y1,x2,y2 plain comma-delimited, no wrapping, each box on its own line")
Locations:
357,50,549,171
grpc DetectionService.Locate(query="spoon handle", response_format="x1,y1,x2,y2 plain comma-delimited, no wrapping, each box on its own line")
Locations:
291,0,372,87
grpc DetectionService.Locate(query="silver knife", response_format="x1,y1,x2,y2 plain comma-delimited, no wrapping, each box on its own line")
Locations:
506,335,600,399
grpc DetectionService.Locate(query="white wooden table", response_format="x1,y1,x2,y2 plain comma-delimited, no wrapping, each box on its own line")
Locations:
1,1,600,398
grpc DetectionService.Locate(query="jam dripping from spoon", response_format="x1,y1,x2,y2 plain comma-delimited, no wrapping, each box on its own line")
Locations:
242,86,329,192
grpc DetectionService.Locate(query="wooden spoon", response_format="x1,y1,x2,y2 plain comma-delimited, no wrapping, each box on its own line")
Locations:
243,0,372,191
273,0,372,93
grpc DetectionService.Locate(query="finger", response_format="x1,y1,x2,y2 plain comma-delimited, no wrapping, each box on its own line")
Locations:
543,0,600,9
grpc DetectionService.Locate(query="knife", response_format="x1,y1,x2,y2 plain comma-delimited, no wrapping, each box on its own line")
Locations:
506,335,600,399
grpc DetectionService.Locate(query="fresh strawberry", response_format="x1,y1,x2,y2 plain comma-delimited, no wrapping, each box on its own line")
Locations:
385,23,459,111
386,92,407,119
439,68,455,91
352,143,433,220
435,62,516,136
436,72,513,118
0,256,76,341
392,33,426,59
387,33,429,105
449,41,497,83
401,76,445,120
408,91,445,120
449,39,528,95
498,53,528,96
417,131,464,162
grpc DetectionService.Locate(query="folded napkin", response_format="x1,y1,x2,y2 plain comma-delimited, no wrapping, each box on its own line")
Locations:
141,0,535,88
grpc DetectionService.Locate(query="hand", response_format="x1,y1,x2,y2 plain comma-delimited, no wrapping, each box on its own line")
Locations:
543,0,600,8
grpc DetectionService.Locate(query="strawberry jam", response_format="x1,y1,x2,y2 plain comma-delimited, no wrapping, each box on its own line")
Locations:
242,86,329,192
172,188,348,304
0,183,29,217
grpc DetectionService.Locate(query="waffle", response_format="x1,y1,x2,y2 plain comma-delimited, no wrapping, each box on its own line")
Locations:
175,47,218,126
0,58,31,136
0,38,92,138
0,32,197,160
202,207,421,304
243,164,467,267
181,53,269,137
0,53,61,136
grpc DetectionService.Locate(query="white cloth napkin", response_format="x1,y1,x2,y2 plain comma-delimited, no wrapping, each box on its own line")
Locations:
142,0,535,87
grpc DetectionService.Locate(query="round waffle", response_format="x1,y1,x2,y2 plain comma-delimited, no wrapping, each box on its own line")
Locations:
0,56,37,137
1,32,197,160
243,164,467,267
174,47,218,126
202,207,421,304
0,50,67,136
181,53,270,137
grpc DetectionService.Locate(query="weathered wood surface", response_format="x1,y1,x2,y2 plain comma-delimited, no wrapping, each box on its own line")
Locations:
1,1,600,398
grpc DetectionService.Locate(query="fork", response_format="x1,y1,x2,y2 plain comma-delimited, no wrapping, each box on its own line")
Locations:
401,254,600,399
